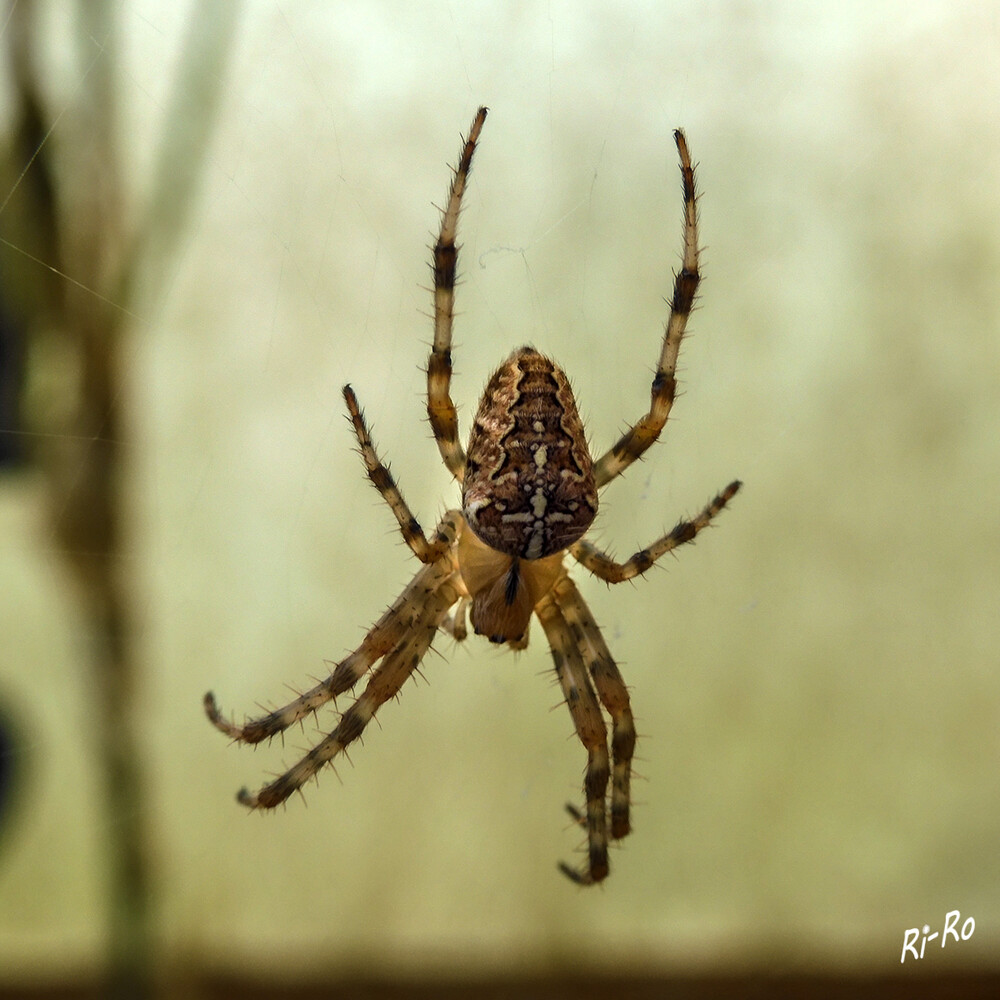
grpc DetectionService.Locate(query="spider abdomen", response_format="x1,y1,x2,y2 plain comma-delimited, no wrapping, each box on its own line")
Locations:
462,346,597,561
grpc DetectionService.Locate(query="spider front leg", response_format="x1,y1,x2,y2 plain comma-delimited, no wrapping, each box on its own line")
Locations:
592,129,700,489
426,106,488,484
571,479,742,583
237,571,462,809
555,576,635,841
205,514,462,746
536,586,613,885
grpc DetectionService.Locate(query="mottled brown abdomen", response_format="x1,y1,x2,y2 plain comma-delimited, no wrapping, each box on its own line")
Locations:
462,347,597,560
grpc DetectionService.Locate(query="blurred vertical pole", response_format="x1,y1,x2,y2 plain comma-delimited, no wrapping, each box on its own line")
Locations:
3,3,240,995
63,8,145,994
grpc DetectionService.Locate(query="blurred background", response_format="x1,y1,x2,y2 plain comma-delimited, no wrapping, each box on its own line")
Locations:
0,1,998,997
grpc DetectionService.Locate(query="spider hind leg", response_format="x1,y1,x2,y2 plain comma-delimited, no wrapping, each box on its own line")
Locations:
591,128,701,489
427,106,489,483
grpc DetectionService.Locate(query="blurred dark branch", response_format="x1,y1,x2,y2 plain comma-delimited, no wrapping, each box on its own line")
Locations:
2,3,240,997
0,3,60,468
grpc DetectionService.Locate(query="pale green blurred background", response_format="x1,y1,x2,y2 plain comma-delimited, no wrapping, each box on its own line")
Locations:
1,0,998,991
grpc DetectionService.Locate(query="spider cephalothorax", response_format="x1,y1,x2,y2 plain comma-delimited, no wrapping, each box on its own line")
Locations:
206,107,740,885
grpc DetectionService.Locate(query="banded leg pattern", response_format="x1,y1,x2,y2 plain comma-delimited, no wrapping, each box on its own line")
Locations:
427,106,488,483
204,518,461,746
592,128,701,489
236,574,462,808
571,479,742,583
536,586,613,884
555,576,635,841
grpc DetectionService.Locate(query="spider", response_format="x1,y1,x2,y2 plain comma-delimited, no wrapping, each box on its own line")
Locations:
205,107,741,885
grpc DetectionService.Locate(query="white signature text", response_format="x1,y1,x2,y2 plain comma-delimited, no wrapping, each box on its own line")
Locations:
901,909,975,964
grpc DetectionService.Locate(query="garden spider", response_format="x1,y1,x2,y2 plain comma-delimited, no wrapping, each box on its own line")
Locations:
205,107,741,885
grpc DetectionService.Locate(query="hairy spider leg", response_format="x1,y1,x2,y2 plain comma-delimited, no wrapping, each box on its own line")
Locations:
427,106,489,484
591,129,701,489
